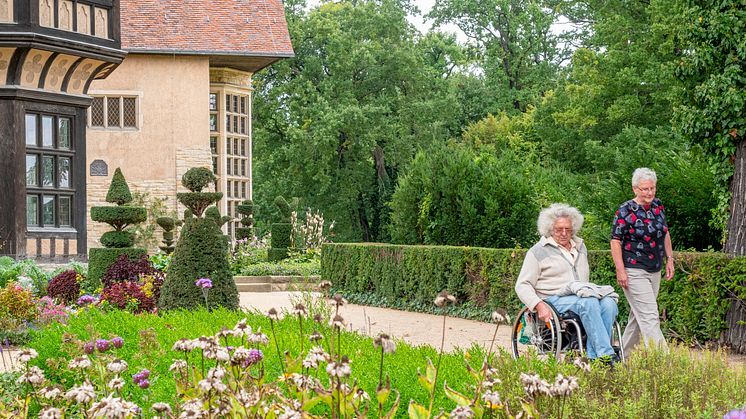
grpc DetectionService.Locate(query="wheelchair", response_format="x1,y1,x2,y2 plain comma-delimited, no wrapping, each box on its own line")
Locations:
510,301,624,361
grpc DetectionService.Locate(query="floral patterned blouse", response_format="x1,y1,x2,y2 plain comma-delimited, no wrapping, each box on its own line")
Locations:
611,198,669,273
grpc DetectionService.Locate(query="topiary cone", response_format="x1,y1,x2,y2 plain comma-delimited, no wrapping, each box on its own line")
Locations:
106,168,133,205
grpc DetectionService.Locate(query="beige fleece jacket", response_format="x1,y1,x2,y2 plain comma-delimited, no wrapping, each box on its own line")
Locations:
514,236,590,310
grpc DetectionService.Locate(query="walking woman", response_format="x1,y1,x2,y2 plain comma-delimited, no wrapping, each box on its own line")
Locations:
611,168,674,354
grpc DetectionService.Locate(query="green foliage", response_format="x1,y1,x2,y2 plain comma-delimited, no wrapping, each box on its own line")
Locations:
668,0,746,245
253,0,469,242
176,192,222,218
323,243,744,344
181,167,216,193
0,257,49,295
127,191,177,251
156,216,176,231
233,260,320,277
88,248,147,290
389,143,539,248
99,230,134,248
273,196,292,220
159,192,238,310
90,206,147,231
105,168,132,205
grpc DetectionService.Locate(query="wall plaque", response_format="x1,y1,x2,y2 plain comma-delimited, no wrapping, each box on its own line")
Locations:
90,160,108,176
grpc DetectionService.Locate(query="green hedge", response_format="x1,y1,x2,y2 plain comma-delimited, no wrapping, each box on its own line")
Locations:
321,243,745,345
90,206,147,229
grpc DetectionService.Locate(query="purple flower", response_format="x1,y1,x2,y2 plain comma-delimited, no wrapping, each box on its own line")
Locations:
83,341,95,354
95,339,111,352
132,369,150,385
76,295,98,306
724,409,746,419
195,278,213,289
137,379,150,389
111,337,124,349
244,348,263,367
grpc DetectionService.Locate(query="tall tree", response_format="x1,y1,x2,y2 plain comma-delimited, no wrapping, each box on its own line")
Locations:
668,0,746,253
252,0,466,241
428,0,568,112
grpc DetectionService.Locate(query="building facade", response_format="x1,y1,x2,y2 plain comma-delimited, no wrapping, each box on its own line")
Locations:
0,0,125,261
0,0,293,261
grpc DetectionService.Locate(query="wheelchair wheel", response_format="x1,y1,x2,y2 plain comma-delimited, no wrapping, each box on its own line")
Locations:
511,306,562,359
611,321,624,362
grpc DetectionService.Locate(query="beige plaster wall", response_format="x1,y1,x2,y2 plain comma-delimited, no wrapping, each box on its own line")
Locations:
86,54,212,251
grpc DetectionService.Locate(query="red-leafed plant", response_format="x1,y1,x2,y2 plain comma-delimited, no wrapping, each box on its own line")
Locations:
46,270,80,304
102,255,161,288
101,281,155,314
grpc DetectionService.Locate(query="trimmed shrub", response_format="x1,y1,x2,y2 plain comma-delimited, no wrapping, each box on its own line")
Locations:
46,270,80,304
100,231,135,248
105,168,132,205
156,216,180,254
158,167,238,311
269,196,292,262
322,243,745,347
182,167,216,192
235,199,255,240
90,207,147,230
176,192,223,217
89,168,147,286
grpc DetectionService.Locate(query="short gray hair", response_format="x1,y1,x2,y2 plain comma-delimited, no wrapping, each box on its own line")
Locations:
537,203,584,238
632,167,657,188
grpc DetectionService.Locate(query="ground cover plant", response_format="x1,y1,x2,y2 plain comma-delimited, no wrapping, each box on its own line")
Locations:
2,290,745,418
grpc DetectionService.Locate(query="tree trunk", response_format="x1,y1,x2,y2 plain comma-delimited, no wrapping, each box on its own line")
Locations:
723,139,746,353
725,140,746,255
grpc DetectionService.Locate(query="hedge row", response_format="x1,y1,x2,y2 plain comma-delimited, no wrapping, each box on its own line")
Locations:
321,243,746,346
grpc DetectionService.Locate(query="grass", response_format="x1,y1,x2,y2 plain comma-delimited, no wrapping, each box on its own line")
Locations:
8,306,746,417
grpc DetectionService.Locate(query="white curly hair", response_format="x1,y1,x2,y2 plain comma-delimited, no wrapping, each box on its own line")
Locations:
632,167,657,188
537,203,584,238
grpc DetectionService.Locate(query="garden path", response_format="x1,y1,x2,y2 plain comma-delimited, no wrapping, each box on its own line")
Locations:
239,291,512,353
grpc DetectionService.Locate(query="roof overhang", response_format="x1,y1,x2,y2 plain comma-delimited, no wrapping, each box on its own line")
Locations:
124,49,294,73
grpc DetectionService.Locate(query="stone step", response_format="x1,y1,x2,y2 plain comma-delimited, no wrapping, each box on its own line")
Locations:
236,282,273,292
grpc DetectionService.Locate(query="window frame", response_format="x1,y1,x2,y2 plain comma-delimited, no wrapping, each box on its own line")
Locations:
25,112,76,230
88,93,140,130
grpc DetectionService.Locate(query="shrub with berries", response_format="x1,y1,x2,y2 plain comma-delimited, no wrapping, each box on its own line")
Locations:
46,270,81,304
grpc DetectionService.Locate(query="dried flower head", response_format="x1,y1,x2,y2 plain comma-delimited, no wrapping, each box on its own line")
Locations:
108,377,125,391
38,407,62,419
68,356,92,370
106,359,129,374
65,382,96,404
292,303,308,316
38,385,63,400
318,280,332,290
491,308,510,324
233,318,252,336
573,357,591,372
434,290,457,307
267,307,280,321
331,293,347,307
482,390,502,406
449,405,475,418
16,366,45,386
309,331,323,342
172,338,196,352
330,314,346,329
373,333,396,354
16,348,38,364
313,314,324,323
550,374,579,397
520,372,551,398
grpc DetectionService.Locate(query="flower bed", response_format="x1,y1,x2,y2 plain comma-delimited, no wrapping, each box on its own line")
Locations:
1,298,745,417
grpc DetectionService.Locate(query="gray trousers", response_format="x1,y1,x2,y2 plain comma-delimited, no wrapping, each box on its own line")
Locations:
622,268,667,354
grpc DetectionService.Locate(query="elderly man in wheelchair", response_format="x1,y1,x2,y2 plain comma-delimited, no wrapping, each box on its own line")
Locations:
512,203,622,364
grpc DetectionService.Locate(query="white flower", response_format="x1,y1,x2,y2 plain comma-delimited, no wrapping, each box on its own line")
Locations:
326,357,351,378
287,373,318,390
550,374,579,397
179,399,205,418
69,356,92,370
16,348,38,364
482,390,501,406
207,366,226,380
88,394,140,418
38,407,62,419
106,359,128,374
38,386,62,400
233,318,252,337
152,402,172,414
108,377,125,391
198,377,227,393
573,357,591,372
169,359,188,372
65,382,96,404
353,388,370,401
172,338,196,352
482,378,501,389
329,314,346,329
449,405,475,418
302,346,330,369
374,333,396,354
520,373,551,397
16,366,45,385
248,331,269,345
